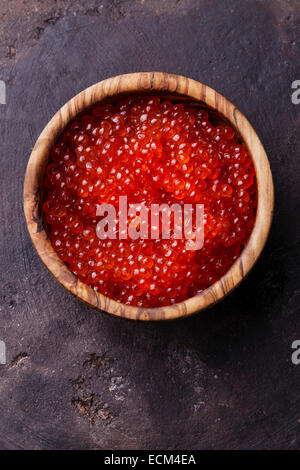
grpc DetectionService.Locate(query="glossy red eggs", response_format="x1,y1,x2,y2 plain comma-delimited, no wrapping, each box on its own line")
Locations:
43,95,256,307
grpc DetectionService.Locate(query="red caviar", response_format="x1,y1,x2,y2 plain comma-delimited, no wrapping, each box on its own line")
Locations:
43,96,256,307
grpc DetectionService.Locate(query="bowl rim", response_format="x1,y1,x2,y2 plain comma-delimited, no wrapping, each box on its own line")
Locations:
23,72,274,321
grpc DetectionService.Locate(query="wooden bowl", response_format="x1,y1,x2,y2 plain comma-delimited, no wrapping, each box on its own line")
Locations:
23,72,274,321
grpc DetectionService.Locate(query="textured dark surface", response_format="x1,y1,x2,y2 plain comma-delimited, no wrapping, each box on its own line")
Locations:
0,0,299,450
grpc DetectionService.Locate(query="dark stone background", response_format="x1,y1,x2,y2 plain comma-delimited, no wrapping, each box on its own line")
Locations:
0,0,299,450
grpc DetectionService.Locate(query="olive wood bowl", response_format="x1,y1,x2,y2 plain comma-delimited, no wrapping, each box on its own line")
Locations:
23,72,274,321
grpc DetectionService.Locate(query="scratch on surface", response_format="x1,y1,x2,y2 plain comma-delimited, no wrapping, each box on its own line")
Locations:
8,352,28,369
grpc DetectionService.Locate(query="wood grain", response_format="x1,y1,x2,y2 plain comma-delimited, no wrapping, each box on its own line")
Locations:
23,72,274,321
